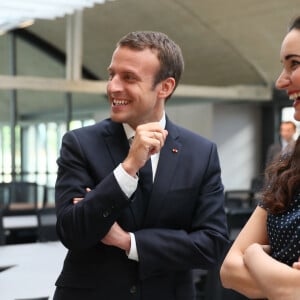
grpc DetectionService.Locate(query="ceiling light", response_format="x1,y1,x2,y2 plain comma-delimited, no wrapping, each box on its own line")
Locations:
0,0,109,35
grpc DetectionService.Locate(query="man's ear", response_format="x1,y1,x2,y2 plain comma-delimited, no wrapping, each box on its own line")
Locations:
158,77,176,99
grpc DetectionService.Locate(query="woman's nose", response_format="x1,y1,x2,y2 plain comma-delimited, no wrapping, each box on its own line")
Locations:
275,70,291,90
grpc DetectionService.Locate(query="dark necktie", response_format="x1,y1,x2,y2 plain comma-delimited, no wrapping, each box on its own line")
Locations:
128,136,153,214
138,159,153,214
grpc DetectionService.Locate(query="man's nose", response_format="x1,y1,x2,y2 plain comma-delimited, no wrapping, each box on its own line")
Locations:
275,70,291,90
108,75,122,92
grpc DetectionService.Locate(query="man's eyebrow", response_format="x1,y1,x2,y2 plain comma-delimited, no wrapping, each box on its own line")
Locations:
285,54,300,60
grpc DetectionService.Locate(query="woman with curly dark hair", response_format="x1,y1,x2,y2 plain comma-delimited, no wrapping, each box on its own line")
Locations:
220,16,300,300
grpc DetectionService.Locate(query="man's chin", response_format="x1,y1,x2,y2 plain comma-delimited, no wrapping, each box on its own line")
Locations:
111,114,123,123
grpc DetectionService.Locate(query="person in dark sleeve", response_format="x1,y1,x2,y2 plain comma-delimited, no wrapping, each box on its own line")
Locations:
265,120,297,166
53,30,229,300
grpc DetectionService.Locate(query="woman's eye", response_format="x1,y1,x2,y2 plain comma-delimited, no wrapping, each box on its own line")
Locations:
291,60,300,69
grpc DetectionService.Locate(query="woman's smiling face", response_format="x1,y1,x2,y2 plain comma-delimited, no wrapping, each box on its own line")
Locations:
276,28,300,121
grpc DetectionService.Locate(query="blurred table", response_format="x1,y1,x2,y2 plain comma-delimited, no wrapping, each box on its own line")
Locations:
0,241,67,300
3,215,38,229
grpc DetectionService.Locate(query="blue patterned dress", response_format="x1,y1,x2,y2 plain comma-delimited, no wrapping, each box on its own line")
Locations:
267,194,300,266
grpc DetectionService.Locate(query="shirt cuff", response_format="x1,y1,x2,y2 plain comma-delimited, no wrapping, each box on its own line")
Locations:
127,232,139,261
114,164,138,198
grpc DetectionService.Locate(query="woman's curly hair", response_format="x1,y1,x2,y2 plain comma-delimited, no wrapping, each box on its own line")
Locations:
262,136,300,214
261,16,300,214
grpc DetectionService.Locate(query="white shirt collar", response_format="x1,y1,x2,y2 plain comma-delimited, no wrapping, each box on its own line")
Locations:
122,112,166,140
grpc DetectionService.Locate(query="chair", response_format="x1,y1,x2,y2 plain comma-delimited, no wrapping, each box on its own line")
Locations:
8,181,38,211
2,181,39,244
42,186,55,208
0,183,11,209
3,181,39,217
37,207,58,242
250,175,264,194
224,190,254,209
0,209,6,245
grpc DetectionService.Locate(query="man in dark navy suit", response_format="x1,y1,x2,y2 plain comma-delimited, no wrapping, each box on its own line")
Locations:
265,121,296,165
54,31,229,300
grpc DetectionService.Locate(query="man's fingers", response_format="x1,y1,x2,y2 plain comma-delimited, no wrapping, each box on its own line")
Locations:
73,187,91,204
73,197,83,204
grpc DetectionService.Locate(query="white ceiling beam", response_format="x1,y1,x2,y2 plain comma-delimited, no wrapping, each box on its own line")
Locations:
0,75,107,94
0,75,272,101
66,11,83,80
174,84,272,101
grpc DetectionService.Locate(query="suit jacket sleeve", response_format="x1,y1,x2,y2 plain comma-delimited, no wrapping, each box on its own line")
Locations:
55,127,132,250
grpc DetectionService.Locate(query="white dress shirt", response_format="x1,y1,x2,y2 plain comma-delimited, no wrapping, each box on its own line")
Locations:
113,113,166,261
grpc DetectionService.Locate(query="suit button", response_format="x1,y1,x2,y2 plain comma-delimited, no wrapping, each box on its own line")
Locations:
129,285,137,294
102,208,112,218
102,209,111,217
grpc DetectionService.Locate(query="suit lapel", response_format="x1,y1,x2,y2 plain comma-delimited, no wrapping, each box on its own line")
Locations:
103,121,141,229
103,121,129,167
